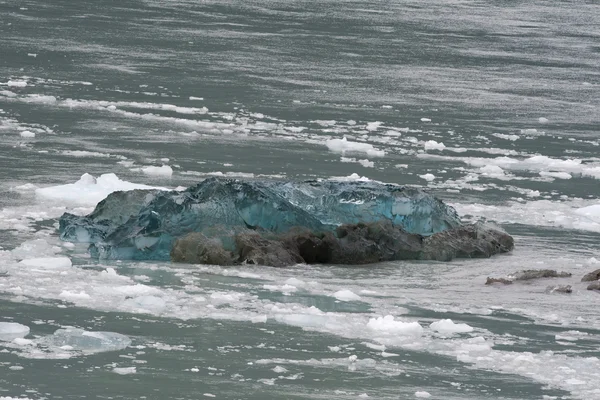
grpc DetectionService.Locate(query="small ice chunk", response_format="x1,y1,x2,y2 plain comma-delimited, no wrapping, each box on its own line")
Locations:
430,319,473,334
358,159,374,168
415,391,431,398
122,295,166,312
0,322,30,341
538,117,549,124
367,315,423,336
113,366,136,375
333,289,361,301
272,365,288,373
141,165,173,177
423,140,445,151
420,118,431,122
42,328,131,354
325,137,385,157
7,80,27,87
19,257,72,269
251,315,268,324
19,130,35,138
419,173,435,182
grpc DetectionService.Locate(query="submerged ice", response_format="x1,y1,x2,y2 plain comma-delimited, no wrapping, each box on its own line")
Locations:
57,177,513,265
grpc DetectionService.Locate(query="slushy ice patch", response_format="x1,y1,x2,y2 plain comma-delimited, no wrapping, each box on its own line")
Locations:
58,177,513,265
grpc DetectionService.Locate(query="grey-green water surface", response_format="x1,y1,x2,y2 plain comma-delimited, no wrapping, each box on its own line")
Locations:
1,0,600,399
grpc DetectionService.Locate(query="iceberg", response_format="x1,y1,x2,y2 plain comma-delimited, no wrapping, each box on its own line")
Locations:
58,177,512,265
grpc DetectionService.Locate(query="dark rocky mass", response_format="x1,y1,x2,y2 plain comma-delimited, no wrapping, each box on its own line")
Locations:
581,269,600,282
513,269,572,281
172,221,514,267
485,277,513,285
486,269,572,285
587,281,600,291
546,285,572,294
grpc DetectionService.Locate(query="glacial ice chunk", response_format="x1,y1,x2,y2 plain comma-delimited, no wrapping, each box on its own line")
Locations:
0,322,30,341
59,177,461,261
40,328,131,354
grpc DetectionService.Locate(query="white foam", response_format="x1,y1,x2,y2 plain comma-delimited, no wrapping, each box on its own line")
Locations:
35,173,168,206
430,319,474,335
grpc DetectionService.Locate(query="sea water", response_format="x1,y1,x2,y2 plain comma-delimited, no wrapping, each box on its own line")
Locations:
1,0,599,399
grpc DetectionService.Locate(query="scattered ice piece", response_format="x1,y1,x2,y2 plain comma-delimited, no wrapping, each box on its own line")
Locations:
189,96,204,101
141,165,173,177
19,130,35,138
251,315,268,324
325,137,385,157
7,80,27,87
423,140,445,151
203,394,216,398
419,173,435,182
358,159,374,168
430,319,474,334
13,338,33,346
122,295,166,313
415,391,431,398
420,118,431,122
272,366,288,373
348,355,358,362
333,290,361,301
113,366,136,375
539,171,571,180
19,257,72,269
35,173,168,206
0,322,30,341
365,121,382,131
366,315,423,336
538,117,549,124
59,290,91,300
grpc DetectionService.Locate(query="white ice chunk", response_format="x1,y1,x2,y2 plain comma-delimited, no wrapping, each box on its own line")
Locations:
419,173,435,182
430,319,474,335
122,295,167,313
0,322,30,341
333,290,361,301
141,165,173,177
424,140,445,151
415,391,431,398
7,80,27,87
35,173,169,206
325,137,385,157
19,257,72,269
19,130,35,138
113,366,136,375
366,315,423,336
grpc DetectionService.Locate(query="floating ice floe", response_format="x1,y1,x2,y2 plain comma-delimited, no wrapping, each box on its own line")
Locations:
0,322,30,341
430,319,474,335
39,328,131,355
325,137,385,157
